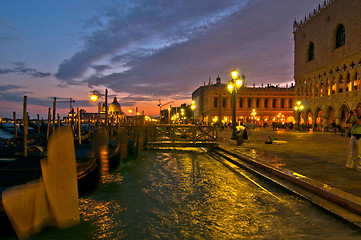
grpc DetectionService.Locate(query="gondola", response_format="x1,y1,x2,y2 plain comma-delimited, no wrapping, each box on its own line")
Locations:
0,122,24,136
28,120,48,132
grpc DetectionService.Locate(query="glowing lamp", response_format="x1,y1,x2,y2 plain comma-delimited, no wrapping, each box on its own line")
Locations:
236,79,242,87
90,94,98,101
231,68,238,80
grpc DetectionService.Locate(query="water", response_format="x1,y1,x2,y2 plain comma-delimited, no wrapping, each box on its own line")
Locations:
4,148,361,239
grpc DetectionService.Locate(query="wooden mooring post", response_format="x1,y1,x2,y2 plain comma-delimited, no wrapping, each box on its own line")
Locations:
118,128,128,162
37,114,40,135
13,112,17,138
23,96,28,157
46,108,51,141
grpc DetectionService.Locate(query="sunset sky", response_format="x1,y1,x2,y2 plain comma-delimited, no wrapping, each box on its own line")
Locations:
0,0,321,118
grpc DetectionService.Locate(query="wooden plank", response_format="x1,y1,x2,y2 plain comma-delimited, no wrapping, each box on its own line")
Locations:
146,142,218,149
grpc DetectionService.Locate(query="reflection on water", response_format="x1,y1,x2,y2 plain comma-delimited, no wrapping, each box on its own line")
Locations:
4,148,361,239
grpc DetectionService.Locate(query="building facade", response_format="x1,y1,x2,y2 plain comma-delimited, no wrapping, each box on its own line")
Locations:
80,96,126,123
294,0,361,128
192,76,295,126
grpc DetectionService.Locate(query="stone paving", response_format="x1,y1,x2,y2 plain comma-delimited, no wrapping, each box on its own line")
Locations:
217,127,361,198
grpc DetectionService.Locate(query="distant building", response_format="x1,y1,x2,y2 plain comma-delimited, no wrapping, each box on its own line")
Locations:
160,103,193,124
79,96,126,123
192,76,295,126
293,0,361,128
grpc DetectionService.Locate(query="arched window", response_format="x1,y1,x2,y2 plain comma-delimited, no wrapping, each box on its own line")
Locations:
308,42,314,62
256,98,260,108
239,98,243,108
222,97,227,108
247,98,252,108
336,24,345,48
272,98,277,108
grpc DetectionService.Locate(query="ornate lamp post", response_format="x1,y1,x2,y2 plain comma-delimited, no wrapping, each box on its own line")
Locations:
90,89,108,129
294,101,304,131
227,68,243,140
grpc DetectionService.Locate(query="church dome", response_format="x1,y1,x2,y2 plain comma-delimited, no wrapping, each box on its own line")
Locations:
109,97,122,115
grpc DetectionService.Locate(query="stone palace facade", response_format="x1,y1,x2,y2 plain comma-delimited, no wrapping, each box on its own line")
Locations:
294,0,361,128
192,76,295,126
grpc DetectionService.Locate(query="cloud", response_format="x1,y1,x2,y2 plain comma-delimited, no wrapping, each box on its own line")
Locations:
0,20,18,44
0,84,26,92
55,0,249,83
55,0,319,104
91,64,111,73
0,62,51,78
83,0,305,97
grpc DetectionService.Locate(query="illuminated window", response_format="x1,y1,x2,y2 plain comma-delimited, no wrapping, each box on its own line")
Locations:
335,24,345,48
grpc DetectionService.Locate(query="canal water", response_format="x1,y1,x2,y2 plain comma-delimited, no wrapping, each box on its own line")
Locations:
4,148,361,239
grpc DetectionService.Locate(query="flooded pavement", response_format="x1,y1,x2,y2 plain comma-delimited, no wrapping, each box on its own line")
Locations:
218,128,361,198
5,148,361,239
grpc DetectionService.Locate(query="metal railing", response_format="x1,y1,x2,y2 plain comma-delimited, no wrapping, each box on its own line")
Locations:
146,124,218,148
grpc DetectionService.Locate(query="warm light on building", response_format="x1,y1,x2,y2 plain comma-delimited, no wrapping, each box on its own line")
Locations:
192,75,295,125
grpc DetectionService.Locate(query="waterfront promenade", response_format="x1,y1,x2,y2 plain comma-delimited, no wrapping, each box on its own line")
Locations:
217,127,361,198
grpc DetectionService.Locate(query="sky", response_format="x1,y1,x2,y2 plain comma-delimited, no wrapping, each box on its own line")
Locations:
0,0,321,118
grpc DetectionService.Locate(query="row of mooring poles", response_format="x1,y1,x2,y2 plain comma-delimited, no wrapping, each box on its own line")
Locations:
17,94,144,159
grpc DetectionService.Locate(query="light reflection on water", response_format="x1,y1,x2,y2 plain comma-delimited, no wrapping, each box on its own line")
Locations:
4,148,361,239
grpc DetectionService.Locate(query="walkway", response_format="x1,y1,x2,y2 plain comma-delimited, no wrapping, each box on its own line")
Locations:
217,128,361,198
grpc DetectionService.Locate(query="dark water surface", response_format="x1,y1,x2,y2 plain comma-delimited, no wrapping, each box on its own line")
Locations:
4,148,361,239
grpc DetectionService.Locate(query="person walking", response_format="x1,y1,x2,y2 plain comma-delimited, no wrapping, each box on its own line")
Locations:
345,105,361,171
331,120,337,134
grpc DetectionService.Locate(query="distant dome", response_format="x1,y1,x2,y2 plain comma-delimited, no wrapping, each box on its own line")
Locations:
109,97,122,115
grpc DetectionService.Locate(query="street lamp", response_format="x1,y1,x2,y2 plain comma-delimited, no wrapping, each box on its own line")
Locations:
228,68,243,140
251,109,257,125
90,89,108,131
294,101,304,131
181,108,185,124
168,106,171,124
191,101,196,124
